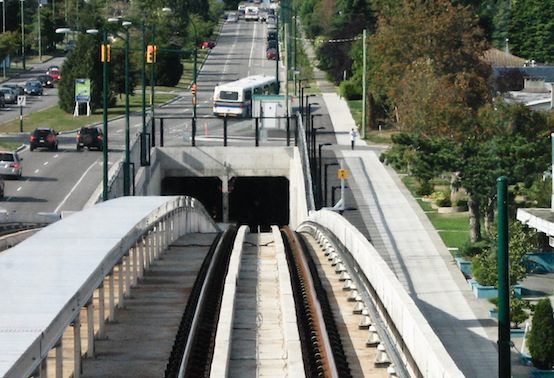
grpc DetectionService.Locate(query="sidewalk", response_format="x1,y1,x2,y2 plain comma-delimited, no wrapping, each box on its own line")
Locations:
294,31,526,376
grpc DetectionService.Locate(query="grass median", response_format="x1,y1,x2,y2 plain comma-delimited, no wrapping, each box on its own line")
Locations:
0,92,177,134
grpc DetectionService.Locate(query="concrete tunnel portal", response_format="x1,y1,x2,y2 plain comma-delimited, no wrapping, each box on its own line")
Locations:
161,176,289,230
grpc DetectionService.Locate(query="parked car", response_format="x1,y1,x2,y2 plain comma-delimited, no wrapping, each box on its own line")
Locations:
200,40,216,49
266,47,278,60
0,151,22,179
1,83,25,96
29,128,59,151
25,80,43,96
0,92,5,108
36,74,54,88
0,87,17,104
46,67,61,81
76,126,103,151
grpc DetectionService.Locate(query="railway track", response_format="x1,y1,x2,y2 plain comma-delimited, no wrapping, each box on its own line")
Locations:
164,225,384,378
74,224,406,377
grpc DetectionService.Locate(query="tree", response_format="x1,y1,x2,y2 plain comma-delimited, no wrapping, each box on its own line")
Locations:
509,0,554,62
0,32,20,62
155,45,184,87
528,299,554,370
366,0,490,131
58,34,101,113
472,221,538,288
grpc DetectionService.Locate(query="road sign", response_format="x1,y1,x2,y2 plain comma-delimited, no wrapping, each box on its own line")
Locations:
338,168,349,179
75,79,91,102
17,95,26,106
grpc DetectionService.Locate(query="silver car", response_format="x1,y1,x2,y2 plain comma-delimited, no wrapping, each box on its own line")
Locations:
0,151,22,179
0,87,17,104
1,83,25,96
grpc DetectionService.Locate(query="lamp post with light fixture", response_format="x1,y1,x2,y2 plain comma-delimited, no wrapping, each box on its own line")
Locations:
107,17,133,196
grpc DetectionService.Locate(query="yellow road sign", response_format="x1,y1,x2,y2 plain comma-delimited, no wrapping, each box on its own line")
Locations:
338,168,349,179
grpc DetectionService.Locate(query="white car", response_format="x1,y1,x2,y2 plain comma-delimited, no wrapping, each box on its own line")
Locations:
0,151,22,179
227,12,238,22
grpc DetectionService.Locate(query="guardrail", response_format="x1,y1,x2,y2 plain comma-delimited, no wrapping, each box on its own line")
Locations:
0,196,218,378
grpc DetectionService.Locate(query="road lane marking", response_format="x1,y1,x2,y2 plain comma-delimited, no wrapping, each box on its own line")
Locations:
17,187,22,192
54,160,99,213
34,169,39,174
53,154,59,158
43,161,49,166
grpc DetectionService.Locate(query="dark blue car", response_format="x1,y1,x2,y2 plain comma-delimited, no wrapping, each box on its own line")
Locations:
25,80,43,96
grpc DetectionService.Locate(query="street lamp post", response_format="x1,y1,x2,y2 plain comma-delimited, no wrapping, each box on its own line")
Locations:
188,18,198,146
318,143,332,209
1,0,6,77
37,2,42,62
102,28,109,201
123,22,131,195
108,17,133,196
20,0,25,70
324,162,339,207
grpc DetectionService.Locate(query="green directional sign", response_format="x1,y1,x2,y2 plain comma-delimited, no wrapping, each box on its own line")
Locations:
75,78,91,102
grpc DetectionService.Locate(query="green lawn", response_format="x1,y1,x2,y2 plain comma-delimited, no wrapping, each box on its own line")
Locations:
0,93,176,134
402,175,470,252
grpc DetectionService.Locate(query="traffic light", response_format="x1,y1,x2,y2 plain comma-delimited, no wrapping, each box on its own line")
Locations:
191,83,197,96
101,44,111,62
146,44,157,64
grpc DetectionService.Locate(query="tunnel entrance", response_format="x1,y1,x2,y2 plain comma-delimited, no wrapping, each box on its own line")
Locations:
228,176,289,231
161,177,222,221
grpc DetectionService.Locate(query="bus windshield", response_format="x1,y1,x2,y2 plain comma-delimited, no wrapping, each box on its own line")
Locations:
219,90,239,101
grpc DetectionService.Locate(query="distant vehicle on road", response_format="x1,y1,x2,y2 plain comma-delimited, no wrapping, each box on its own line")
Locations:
244,6,259,21
25,80,43,96
0,151,22,179
0,92,5,108
1,83,25,96
266,47,278,60
213,75,277,117
200,40,216,49
76,126,104,151
46,67,61,81
227,12,239,22
36,74,54,88
64,40,76,53
0,87,17,104
29,128,59,151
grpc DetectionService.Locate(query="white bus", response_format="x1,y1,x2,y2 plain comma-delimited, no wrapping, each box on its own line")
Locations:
244,6,259,21
213,75,278,117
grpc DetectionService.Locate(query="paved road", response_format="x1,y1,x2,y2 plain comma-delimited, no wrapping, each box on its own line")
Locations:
0,56,65,125
0,20,285,215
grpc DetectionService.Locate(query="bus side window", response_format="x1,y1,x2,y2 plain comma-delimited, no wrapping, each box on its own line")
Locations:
254,87,262,95
245,90,252,100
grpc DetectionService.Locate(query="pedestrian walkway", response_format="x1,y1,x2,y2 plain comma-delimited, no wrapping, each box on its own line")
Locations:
296,25,502,376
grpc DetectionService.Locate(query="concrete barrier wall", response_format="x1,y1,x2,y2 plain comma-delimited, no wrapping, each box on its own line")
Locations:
211,225,249,377
307,210,464,378
289,148,309,228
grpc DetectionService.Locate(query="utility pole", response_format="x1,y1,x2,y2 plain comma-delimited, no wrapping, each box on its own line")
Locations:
361,29,367,138
497,176,511,378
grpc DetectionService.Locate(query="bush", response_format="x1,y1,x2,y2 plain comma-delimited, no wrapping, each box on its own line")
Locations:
429,191,451,207
528,298,554,370
453,198,468,208
339,80,362,100
416,180,433,196
461,239,490,258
